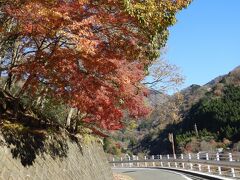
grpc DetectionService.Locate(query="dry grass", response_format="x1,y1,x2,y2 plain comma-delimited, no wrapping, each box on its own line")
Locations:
113,173,134,180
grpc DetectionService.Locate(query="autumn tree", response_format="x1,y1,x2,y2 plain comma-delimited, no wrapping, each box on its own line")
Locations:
0,0,191,131
144,54,184,92
146,92,184,131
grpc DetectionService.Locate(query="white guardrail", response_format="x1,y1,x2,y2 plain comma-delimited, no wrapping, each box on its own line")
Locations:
109,153,240,179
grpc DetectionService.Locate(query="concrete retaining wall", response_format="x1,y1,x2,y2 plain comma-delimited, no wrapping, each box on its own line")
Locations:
0,135,113,180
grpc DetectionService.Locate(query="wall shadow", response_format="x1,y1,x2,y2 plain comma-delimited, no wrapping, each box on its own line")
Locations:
1,125,69,166
0,89,84,167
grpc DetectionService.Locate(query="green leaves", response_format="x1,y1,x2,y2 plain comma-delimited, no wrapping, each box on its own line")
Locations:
184,85,240,141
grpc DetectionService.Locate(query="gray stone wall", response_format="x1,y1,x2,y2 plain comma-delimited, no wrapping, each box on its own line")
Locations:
0,138,113,180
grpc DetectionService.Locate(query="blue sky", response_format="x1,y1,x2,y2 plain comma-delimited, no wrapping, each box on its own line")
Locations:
166,0,240,89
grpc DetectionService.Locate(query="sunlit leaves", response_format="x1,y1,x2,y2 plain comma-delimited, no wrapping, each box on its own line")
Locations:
0,0,191,131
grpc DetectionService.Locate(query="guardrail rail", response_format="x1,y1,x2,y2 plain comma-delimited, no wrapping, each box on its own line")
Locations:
109,152,240,179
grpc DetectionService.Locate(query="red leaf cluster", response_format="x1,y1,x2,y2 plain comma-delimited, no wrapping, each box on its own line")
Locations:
3,0,151,130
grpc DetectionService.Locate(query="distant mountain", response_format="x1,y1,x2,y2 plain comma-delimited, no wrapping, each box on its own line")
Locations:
232,65,240,71
204,75,224,87
180,66,240,113
132,65,240,155
147,89,168,107
104,65,240,155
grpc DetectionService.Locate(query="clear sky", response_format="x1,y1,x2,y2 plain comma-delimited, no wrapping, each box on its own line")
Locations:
166,0,240,89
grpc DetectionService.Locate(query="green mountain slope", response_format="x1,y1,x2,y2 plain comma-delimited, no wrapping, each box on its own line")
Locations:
134,66,240,155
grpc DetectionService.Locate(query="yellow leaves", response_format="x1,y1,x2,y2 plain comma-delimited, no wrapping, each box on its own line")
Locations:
124,0,192,32
37,6,64,22
77,0,89,5
121,0,191,62
127,120,138,130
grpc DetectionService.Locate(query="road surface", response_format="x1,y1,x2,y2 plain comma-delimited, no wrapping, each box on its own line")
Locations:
112,168,191,180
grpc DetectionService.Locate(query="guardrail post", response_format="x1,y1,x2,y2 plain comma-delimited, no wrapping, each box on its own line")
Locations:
216,153,221,175
229,153,235,177
216,152,220,161
181,154,185,169
197,153,199,160
128,156,131,167
121,157,123,167
197,153,201,171
207,165,211,173
188,153,193,170
160,155,163,167
137,156,139,167
206,153,209,160
229,153,233,161
152,155,155,167
144,156,147,167
174,154,177,168
218,166,222,175
113,157,116,167
198,164,201,171
167,154,171,167
174,162,178,168
231,168,236,178
206,153,211,173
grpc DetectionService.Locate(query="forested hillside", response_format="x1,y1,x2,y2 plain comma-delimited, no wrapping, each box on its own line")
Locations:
105,66,240,156
176,66,240,153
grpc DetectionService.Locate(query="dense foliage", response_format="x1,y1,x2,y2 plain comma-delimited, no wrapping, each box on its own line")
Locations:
182,85,240,141
0,0,191,132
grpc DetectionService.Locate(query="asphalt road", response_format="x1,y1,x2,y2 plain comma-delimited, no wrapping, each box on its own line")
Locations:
112,168,191,180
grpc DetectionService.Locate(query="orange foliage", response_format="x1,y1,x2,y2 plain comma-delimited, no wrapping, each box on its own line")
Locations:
3,0,150,130
1,0,190,131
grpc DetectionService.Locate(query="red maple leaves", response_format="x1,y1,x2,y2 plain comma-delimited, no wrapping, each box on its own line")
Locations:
2,0,151,130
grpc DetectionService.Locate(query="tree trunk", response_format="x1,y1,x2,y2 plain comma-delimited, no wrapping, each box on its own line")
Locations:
66,108,74,128
0,57,2,78
3,40,21,92
36,96,42,106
